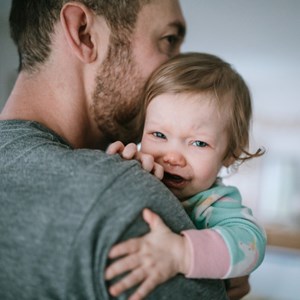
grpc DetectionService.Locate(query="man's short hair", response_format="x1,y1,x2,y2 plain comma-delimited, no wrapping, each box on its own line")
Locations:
9,0,150,72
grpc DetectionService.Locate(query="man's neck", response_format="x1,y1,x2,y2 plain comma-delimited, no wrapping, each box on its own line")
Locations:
0,70,102,149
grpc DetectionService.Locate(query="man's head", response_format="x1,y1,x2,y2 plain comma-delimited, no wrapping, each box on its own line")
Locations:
9,0,185,147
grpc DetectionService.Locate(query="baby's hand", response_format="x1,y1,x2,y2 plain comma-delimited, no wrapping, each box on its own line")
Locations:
106,141,164,180
105,208,191,300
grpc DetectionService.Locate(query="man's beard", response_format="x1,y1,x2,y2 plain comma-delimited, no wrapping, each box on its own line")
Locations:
91,40,145,147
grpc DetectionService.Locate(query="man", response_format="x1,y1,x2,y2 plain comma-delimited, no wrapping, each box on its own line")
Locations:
0,0,249,299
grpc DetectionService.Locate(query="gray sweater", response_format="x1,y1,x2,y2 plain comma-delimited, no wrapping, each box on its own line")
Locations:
0,120,227,300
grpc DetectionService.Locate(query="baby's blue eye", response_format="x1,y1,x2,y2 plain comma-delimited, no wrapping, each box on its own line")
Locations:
192,140,208,148
153,132,166,139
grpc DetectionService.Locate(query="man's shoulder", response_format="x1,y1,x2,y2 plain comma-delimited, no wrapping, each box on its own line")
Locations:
0,119,135,176
0,119,170,203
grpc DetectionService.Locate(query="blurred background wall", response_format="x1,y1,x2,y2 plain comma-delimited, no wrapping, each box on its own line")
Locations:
0,1,17,109
180,2,300,299
1,1,300,299
180,0,300,226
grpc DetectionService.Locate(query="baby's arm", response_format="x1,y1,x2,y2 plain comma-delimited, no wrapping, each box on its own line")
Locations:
105,208,191,300
106,141,163,179
183,184,267,279
105,208,255,300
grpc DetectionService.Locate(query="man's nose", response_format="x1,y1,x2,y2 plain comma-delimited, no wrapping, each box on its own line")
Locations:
162,151,186,167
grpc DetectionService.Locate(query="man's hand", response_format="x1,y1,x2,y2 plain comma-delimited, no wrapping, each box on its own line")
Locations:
105,208,191,300
106,141,164,179
225,275,251,300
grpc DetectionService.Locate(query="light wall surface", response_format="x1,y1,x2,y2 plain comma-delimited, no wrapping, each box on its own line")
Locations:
180,0,300,151
179,0,300,227
0,0,18,109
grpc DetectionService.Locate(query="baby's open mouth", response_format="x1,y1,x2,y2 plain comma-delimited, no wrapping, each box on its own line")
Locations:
162,172,189,191
163,172,184,183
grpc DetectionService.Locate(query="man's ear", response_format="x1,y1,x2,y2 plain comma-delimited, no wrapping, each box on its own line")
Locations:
60,3,97,63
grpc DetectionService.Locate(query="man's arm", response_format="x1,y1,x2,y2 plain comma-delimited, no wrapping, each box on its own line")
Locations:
102,162,228,299
64,155,227,299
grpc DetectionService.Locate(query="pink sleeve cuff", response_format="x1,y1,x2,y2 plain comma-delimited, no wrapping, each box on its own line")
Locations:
181,229,230,278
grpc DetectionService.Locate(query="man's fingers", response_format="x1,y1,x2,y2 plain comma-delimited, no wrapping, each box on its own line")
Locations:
105,254,140,280
108,268,146,297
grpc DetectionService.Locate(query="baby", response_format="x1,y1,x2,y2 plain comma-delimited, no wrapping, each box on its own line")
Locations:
105,52,266,300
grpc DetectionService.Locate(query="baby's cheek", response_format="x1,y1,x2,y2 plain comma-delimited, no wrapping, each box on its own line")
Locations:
194,168,217,190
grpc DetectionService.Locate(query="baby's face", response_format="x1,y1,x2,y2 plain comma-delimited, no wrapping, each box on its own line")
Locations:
141,92,230,200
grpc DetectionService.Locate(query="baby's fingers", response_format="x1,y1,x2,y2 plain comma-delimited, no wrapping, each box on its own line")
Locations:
152,162,164,180
108,238,140,259
139,153,155,173
105,254,140,280
129,276,160,300
122,143,138,159
143,208,169,232
106,141,125,155
108,268,146,297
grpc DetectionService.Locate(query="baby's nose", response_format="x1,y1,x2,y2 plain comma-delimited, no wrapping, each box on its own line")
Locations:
163,151,186,167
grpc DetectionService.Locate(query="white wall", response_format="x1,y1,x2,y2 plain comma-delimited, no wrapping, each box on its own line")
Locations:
180,0,300,120
180,0,300,227
0,0,18,109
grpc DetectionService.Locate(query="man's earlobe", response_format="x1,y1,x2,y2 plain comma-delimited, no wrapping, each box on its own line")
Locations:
60,3,97,63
